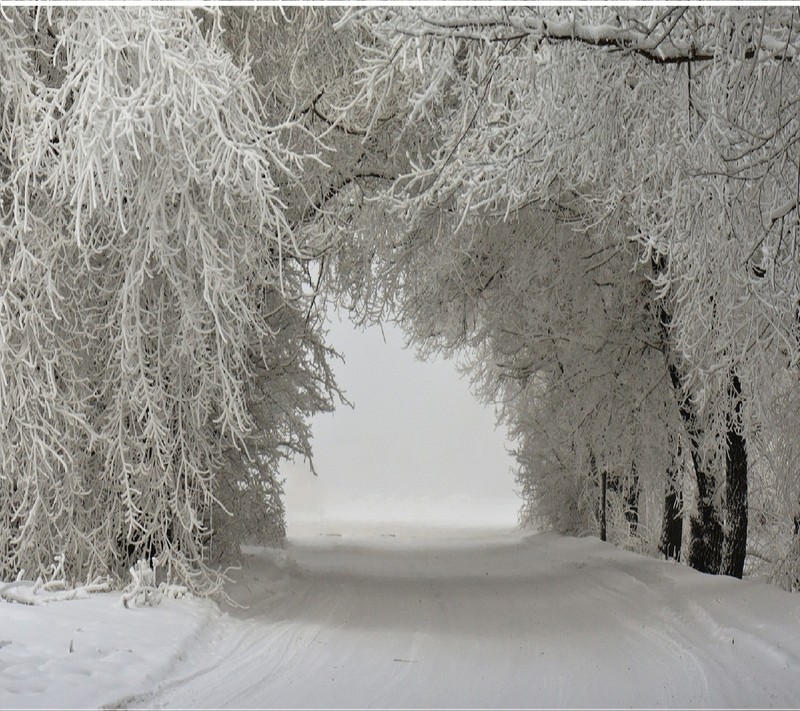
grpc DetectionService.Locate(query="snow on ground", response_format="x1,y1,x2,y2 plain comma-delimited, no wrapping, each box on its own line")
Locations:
3,518,800,709
0,590,218,709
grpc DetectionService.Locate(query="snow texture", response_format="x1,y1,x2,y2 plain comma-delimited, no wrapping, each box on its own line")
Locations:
2,520,799,709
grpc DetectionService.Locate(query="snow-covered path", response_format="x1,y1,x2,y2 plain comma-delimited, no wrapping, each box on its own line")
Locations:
131,528,800,709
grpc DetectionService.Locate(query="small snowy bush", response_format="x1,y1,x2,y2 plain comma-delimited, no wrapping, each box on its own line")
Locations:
120,558,189,609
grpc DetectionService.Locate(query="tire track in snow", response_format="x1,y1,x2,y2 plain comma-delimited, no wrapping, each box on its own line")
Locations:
135,530,800,709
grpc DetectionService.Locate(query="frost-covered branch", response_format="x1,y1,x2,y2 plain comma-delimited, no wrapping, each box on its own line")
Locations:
1,7,341,593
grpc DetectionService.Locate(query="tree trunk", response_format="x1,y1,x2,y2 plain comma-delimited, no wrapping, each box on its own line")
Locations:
687,458,724,574
660,487,683,560
659,443,683,560
625,462,640,536
652,269,722,575
590,452,607,542
791,502,800,592
600,468,607,542
721,374,748,579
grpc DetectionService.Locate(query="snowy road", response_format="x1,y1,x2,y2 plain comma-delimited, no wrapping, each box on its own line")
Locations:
131,527,800,709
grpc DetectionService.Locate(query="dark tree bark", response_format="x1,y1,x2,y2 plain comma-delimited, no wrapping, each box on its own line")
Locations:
589,452,608,541
659,443,683,560
791,502,800,592
660,316,723,573
600,468,608,542
687,461,724,574
625,462,640,536
652,255,722,574
721,374,748,579
660,487,683,560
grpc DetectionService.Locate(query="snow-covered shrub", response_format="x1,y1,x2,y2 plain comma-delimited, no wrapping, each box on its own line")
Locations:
119,558,188,608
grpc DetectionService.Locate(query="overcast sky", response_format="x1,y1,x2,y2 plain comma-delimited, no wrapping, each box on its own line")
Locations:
282,311,520,528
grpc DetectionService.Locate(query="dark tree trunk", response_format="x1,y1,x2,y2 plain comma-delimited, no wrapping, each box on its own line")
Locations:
687,459,724,574
651,260,722,575
661,324,723,572
659,444,683,560
600,469,607,542
625,462,640,536
791,502,800,592
721,374,748,579
590,452,607,542
660,486,683,560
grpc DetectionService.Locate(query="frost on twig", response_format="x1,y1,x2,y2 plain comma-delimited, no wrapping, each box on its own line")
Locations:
119,558,188,609
1,7,340,594
336,5,800,577
0,556,109,605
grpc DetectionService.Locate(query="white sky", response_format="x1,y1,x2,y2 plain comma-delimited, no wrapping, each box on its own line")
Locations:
282,311,520,529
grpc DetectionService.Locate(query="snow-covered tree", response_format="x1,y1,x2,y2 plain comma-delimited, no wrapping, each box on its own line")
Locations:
2,5,798,593
0,7,339,592
337,6,800,581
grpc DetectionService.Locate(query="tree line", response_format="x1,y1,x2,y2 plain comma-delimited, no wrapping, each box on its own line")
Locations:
1,7,798,593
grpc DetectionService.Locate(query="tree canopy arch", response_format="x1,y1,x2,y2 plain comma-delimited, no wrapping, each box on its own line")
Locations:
1,6,799,594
